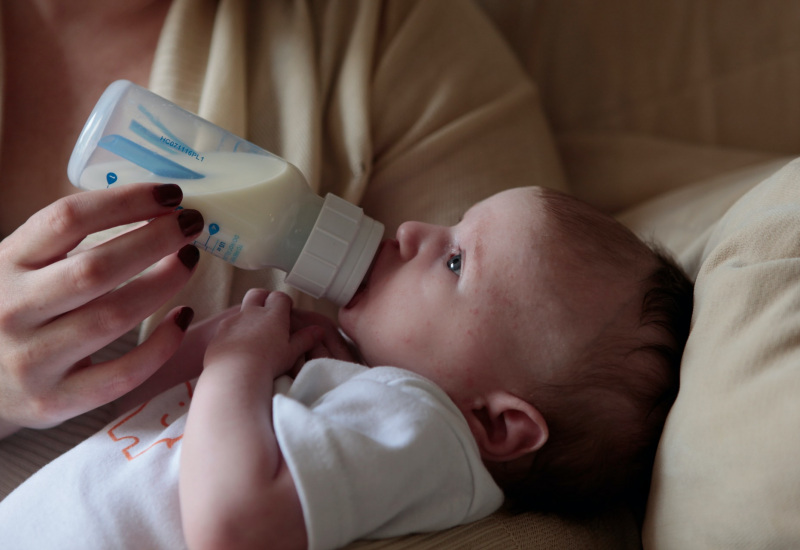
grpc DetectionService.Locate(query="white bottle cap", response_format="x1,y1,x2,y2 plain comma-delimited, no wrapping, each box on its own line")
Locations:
285,193,384,306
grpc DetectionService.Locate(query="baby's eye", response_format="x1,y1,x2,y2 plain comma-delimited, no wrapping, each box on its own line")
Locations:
447,253,462,276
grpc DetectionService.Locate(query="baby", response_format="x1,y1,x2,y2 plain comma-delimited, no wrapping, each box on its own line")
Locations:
180,186,693,548
0,187,693,550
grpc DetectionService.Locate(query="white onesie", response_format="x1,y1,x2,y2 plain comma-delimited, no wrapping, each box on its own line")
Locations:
0,359,504,550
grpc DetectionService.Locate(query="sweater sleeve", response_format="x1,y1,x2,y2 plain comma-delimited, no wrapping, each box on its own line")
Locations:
272,360,504,550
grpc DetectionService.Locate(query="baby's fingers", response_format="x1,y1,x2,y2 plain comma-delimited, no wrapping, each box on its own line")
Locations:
241,288,271,309
291,309,354,362
290,325,324,361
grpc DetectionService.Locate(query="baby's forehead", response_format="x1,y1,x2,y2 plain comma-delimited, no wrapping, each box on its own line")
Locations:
481,191,593,258
476,187,603,237
471,186,648,286
475,188,651,362
469,187,551,236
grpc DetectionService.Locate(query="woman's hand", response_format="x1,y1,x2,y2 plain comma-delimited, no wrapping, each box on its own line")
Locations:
0,183,203,436
112,305,240,414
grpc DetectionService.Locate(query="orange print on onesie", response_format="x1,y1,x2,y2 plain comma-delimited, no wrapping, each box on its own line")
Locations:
107,381,194,461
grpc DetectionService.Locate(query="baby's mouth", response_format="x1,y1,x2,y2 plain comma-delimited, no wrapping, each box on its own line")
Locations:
344,240,385,309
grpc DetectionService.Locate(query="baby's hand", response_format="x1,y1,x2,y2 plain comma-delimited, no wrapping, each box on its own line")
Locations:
291,308,358,365
203,290,322,381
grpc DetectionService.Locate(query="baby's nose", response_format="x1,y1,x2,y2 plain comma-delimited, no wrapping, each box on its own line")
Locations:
396,221,428,259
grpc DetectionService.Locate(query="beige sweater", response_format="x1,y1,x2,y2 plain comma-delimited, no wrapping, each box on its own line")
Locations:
140,0,565,335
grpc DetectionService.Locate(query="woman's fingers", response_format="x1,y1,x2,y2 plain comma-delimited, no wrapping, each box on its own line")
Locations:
22,208,203,321
57,306,195,423
41,245,200,368
6,183,185,267
0,184,208,430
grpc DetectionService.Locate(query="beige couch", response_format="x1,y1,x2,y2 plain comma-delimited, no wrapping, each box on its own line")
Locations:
355,1,800,548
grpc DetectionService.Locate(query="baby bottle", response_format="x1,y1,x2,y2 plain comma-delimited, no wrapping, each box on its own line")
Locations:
68,80,384,306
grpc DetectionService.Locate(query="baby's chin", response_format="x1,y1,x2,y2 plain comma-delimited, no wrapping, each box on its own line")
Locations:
334,313,362,358
336,306,354,335
337,310,400,369
334,323,364,360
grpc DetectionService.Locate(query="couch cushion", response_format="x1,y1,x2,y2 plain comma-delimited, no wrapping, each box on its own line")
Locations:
629,158,800,549
617,158,791,277
560,132,778,213
477,0,800,155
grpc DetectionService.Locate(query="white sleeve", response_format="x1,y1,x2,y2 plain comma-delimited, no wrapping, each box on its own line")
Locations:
272,360,504,550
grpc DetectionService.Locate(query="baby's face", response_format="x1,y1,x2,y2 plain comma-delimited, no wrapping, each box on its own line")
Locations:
338,187,635,407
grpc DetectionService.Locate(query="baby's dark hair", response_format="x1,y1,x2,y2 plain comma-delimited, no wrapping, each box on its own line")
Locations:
501,187,693,515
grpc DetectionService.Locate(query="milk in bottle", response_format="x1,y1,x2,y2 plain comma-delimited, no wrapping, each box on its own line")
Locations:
68,80,383,306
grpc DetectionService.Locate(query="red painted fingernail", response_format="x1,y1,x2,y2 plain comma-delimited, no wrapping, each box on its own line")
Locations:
178,209,204,237
174,307,194,332
152,184,183,207
177,245,200,270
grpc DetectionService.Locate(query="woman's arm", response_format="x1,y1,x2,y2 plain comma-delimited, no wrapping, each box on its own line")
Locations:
180,290,320,550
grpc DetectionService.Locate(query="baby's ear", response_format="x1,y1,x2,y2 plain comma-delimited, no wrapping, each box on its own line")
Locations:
465,391,548,463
